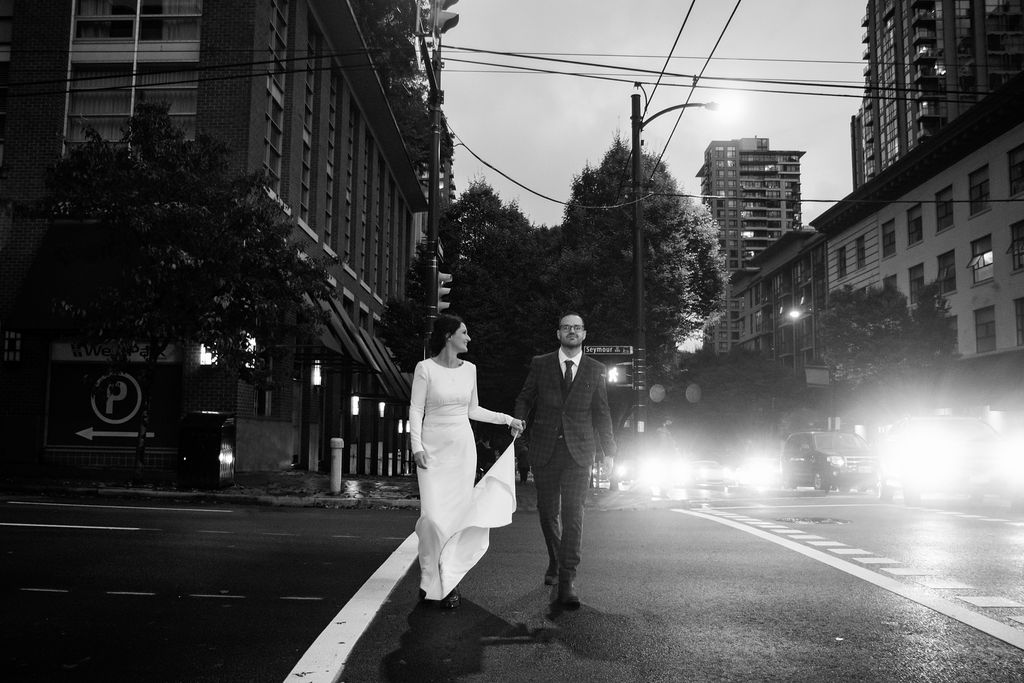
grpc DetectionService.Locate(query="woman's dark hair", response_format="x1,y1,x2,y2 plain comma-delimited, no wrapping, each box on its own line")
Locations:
429,313,464,356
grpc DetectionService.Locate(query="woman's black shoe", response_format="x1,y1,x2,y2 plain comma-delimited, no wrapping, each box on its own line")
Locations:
439,588,461,610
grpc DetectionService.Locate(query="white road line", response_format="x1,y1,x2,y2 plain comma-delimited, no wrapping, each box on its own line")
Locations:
7,500,231,513
958,596,1024,608
853,557,899,564
107,591,156,596
915,578,975,590
189,594,246,599
1,522,144,531
286,532,419,682
281,596,325,601
20,587,68,593
882,568,938,576
675,509,1024,652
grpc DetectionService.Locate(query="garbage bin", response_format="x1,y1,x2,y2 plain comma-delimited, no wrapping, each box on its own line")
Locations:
178,412,236,489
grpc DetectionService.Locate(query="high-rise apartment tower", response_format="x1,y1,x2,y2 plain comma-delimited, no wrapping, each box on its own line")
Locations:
696,137,804,353
852,0,1024,187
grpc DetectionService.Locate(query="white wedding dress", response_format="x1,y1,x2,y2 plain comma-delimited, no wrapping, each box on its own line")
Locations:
409,359,517,600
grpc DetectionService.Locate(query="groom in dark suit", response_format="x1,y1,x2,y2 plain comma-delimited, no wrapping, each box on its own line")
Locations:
515,312,616,608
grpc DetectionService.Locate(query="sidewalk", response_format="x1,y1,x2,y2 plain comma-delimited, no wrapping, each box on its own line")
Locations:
0,467,687,512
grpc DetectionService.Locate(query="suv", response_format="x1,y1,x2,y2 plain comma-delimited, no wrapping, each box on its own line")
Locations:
876,416,1022,506
781,431,876,492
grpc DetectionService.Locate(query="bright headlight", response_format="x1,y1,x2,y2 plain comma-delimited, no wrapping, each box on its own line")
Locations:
826,455,845,468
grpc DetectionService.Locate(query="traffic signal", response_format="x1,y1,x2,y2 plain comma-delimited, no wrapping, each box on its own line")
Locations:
437,271,452,312
431,0,459,35
606,361,632,385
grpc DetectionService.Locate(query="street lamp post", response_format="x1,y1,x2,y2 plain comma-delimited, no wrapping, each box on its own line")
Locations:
630,93,715,451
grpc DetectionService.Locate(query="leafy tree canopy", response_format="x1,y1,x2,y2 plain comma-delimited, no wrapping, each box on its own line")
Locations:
559,138,727,376
42,103,332,471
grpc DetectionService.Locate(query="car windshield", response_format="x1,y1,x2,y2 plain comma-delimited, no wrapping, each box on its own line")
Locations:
811,433,868,452
895,419,997,441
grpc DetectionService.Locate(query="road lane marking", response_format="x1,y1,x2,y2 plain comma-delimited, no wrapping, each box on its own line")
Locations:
7,500,231,513
808,540,845,547
287,532,419,682
676,509,1024,651
853,557,899,564
189,594,245,599
281,596,325,601
882,568,938,576
20,587,68,593
959,597,1024,608
829,548,871,555
915,578,975,590
107,591,156,596
1,522,145,531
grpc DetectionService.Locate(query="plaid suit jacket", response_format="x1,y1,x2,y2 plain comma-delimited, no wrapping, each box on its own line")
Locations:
514,352,617,469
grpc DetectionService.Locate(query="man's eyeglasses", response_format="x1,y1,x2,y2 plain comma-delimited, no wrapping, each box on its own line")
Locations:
559,324,585,332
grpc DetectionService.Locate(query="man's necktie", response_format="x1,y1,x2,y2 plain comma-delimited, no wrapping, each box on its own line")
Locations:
563,360,574,390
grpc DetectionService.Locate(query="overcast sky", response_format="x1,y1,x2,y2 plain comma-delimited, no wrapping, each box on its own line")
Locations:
438,0,867,228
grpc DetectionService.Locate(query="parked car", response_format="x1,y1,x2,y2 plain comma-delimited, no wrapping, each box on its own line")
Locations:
875,416,1024,506
781,431,877,492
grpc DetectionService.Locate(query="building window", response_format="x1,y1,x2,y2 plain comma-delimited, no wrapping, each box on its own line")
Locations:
264,0,288,196
909,263,924,304
1010,144,1024,196
1009,220,1024,272
1016,298,1024,347
325,72,337,251
883,274,897,290
881,219,895,257
855,235,866,269
974,306,996,353
67,65,199,143
969,165,989,215
907,204,923,244
74,1,202,42
968,235,994,283
937,250,956,294
2,329,21,362
935,185,954,231
299,38,316,227
836,246,847,278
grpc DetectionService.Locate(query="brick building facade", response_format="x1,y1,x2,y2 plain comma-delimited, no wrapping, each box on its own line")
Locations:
0,1,426,476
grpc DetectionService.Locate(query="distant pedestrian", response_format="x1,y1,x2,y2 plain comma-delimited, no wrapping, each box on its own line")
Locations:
514,312,616,608
410,314,524,609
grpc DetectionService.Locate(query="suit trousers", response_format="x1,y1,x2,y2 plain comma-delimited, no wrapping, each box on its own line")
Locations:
533,438,590,582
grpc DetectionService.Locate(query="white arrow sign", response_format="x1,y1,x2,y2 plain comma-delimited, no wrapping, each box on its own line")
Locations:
76,427,155,441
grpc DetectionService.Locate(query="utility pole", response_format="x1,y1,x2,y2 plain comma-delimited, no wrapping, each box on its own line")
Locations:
422,1,459,353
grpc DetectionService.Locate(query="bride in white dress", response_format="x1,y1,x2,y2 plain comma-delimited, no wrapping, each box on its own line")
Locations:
409,314,524,609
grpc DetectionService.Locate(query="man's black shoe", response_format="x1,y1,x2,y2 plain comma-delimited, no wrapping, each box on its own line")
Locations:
558,581,580,608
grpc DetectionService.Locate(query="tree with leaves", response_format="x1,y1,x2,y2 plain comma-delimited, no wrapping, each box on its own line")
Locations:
820,282,956,417
42,103,332,477
349,0,452,172
559,138,727,378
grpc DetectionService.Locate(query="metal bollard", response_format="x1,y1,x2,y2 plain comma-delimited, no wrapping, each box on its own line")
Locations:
330,437,345,494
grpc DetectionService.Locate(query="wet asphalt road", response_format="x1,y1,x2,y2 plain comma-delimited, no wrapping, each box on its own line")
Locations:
4,489,1024,681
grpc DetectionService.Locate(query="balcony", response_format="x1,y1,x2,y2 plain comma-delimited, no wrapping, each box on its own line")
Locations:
913,45,936,62
911,8,936,26
913,28,937,45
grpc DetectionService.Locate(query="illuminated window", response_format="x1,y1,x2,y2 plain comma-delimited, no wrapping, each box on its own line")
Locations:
968,235,993,283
